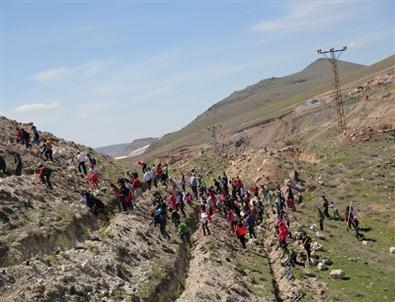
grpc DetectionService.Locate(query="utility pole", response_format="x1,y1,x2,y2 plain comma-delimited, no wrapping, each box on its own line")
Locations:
317,46,347,133
207,124,222,149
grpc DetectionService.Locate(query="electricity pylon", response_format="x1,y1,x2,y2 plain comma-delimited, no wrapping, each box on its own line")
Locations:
317,46,347,133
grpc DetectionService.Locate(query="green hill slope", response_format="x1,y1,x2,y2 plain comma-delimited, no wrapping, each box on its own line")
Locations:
146,54,395,157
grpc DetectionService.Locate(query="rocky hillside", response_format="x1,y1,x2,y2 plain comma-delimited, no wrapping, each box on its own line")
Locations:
0,117,192,301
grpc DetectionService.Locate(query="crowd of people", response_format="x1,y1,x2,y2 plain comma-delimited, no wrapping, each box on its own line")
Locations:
2,124,368,266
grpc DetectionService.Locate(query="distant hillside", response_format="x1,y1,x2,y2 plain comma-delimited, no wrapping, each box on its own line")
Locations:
145,55,395,157
95,143,130,157
96,137,157,157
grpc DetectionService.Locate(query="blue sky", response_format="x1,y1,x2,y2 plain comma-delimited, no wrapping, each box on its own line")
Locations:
1,0,394,147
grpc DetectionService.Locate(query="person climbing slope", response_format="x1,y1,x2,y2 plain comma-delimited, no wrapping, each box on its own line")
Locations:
21,129,32,149
87,166,99,189
0,155,6,175
41,140,53,161
200,205,211,236
32,125,40,145
178,221,192,247
235,221,247,249
245,211,257,239
37,162,52,189
277,220,289,247
171,208,181,228
77,152,87,175
87,153,96,167
12,152,22,176
132,173,143,203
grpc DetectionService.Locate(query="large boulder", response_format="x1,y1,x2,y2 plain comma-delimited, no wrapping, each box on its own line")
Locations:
322,256,332,265
310,257,319,266
330,269,345,279
318,262,328,271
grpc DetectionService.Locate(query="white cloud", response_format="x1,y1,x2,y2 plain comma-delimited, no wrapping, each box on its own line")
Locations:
250,1,349,33
14,101,61,112
32,60,107,82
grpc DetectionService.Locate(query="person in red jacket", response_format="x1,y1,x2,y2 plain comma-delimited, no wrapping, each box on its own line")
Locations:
87,167,99,189
132,174,143,202
277,220,289,247
235,221,247,249
236,176,244,198
167,191,177,211
227,208,236,232
252,183,259,198
37,162,52,189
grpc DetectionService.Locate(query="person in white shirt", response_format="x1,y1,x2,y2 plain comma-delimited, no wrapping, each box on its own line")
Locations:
76,152,87,175
143,167,154,190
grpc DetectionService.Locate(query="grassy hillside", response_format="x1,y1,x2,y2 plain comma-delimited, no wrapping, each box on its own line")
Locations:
146,55,395,158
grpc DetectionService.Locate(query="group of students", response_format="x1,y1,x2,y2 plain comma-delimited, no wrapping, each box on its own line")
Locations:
76,152,99,189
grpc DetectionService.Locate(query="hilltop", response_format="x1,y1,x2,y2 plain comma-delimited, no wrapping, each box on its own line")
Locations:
145,55,395,157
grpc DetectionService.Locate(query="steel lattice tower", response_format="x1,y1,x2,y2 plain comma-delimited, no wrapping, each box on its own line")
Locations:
317,46,347,133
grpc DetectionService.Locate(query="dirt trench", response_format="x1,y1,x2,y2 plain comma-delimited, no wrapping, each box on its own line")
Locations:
261,212,302,302
142,204,201,302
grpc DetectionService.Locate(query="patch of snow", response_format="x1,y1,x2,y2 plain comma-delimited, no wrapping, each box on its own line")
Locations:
115,144,150,160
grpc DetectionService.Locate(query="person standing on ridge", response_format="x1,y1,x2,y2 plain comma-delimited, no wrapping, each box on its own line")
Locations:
32,125,40,145
21,129,32,149
77,152,87,175
87,166,99,189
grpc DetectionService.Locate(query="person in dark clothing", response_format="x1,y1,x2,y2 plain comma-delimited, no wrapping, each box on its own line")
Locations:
285,247,305,267
41,141,53,161
81,191,108,218
245,213,256,239
118,179,132,212
12,152,22,176
87,154,96,167
0,155,6,174
21,129,31,149
171,209,181,228
317,208,325,231
200,206,211,236
321,196,331,218
190,173,198,199
302,233,312,261
158,203,168,235
32,125,40,145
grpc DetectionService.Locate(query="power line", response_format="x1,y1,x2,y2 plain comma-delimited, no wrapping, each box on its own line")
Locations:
317,46,347,134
